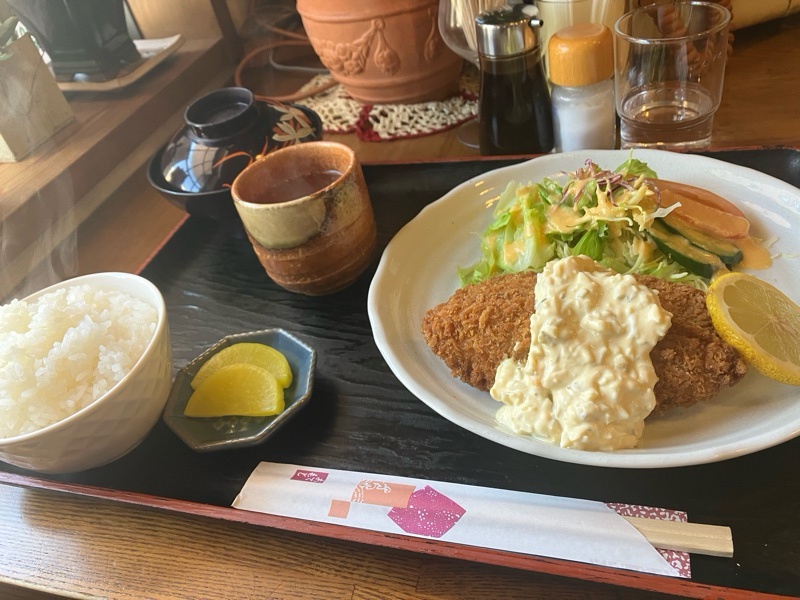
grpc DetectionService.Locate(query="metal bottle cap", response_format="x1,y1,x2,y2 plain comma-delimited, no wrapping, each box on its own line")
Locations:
475,4,544,58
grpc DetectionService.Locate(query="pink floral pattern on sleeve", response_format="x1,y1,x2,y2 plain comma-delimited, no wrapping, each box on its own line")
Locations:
388,486,466,538
606,502,691,578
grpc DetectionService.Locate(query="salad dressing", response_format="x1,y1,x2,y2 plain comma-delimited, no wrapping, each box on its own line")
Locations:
546,205,583,233
735,236,772,270
491,256,672,451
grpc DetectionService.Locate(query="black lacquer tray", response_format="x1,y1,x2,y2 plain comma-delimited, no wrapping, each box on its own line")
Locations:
2,149,799,599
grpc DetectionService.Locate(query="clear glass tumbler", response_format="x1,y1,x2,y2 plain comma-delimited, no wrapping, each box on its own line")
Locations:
614,1,731,151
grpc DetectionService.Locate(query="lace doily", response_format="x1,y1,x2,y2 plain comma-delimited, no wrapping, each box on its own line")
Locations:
297,70,478,142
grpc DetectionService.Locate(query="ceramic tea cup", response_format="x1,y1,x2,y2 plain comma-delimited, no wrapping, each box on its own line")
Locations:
231,141,377,296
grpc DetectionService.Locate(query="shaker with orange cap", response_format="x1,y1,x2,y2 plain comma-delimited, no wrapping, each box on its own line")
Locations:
548,23,616,152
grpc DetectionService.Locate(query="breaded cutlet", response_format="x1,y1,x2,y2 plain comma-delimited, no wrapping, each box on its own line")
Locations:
420,271,748,414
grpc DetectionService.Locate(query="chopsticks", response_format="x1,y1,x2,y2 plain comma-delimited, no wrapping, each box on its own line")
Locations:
623,516,733,557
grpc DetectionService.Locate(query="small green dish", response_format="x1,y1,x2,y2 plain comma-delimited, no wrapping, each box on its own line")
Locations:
163,329,315,452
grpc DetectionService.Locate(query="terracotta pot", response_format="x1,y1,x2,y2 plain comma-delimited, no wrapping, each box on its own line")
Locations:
296,0,463,104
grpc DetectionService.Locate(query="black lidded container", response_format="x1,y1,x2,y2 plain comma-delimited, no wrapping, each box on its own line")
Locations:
159,87,264,195
475,4,554,156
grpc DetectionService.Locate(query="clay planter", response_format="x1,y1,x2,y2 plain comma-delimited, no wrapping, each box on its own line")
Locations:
296,0,463,104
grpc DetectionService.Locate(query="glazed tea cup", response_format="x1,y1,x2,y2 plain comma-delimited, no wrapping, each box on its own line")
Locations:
231,141,377,296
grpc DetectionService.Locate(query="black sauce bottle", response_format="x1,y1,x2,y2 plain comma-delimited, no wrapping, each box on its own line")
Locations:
475,5,554,156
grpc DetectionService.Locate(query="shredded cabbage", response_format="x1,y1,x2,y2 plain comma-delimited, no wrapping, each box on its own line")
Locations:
458,157,708,289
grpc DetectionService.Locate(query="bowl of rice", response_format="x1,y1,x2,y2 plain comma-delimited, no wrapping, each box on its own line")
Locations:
0,272,172,473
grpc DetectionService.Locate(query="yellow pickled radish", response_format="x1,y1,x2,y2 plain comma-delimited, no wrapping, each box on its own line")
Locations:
184,363,285,417
706,272,800,386
191,342,293,389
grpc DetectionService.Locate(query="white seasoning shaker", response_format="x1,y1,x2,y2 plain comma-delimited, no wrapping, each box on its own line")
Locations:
548,23,616,152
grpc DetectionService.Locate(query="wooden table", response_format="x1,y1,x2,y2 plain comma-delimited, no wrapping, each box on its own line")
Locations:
2,14,799,600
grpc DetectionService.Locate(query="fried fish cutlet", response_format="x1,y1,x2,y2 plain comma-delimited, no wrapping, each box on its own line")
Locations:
420,271,748,414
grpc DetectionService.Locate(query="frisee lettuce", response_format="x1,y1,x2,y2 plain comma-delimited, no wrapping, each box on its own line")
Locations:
458,158,707,289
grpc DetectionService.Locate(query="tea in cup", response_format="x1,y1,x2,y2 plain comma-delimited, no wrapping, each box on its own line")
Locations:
231,142,377,295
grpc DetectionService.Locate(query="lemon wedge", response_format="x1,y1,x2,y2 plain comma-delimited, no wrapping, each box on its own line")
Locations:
184,363,285,417
191,342,293,390
706,272,800,386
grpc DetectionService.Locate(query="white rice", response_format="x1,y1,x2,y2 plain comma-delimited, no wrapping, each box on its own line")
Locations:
0,284,158,438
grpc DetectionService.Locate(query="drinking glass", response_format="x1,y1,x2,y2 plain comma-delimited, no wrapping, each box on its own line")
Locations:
438,0,507,148
614,1,731,150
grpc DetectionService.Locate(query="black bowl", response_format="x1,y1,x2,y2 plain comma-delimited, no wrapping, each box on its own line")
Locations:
148,146,239,220
148,88,323,220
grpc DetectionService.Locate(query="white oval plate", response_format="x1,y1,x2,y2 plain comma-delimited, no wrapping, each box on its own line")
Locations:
367,149,800,468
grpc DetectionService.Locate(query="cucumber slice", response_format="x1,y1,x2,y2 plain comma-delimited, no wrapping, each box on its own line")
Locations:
660,215,743,266
648,221,727,279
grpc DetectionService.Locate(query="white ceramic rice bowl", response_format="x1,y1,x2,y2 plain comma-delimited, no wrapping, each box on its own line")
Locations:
0,272,172,473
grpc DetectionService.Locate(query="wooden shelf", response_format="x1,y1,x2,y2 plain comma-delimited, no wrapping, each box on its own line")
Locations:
0,37,235,300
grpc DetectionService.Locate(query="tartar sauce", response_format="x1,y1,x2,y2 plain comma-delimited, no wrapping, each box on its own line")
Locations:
490,255,672,451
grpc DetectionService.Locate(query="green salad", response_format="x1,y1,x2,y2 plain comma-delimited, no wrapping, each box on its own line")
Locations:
458,157,710,289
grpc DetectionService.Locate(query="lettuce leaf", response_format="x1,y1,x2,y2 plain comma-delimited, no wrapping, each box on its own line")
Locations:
615,157,658,179
457,158,709,289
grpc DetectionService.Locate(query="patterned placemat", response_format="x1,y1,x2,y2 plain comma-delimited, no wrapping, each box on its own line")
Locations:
296,69,478,142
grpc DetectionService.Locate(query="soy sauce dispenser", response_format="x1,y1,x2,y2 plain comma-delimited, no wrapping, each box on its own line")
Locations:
475,4,554,156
